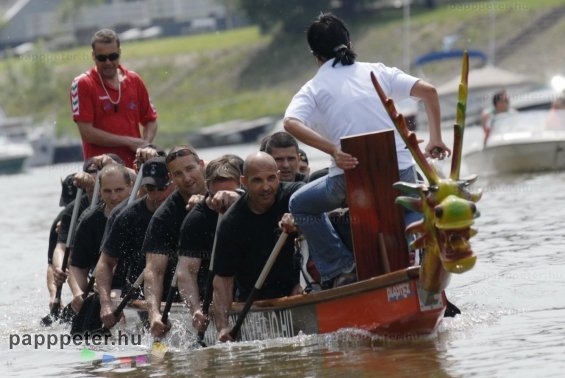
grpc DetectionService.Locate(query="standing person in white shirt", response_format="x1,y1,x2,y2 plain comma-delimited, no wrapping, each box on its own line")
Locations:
283,13,451,289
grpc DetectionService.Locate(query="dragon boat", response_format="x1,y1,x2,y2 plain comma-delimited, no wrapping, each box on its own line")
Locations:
114,52,482,345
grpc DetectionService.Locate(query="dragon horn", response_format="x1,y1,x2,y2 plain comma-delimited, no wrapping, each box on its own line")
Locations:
395,196,424,213
450,51,469,180
370,71,440,185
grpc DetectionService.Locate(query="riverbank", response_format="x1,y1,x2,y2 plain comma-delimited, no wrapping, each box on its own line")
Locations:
0,0,563,148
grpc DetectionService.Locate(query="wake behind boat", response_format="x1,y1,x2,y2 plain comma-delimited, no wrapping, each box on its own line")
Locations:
465,110,565,175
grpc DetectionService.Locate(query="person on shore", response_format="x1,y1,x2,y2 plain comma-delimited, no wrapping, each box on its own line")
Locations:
71,28,158,168
283,13,451,289
143,145,208,337
67,164,133,313
213,152,303,342
546,95,565,129
260,132,307,182
176,156,242,333
97,156,175,329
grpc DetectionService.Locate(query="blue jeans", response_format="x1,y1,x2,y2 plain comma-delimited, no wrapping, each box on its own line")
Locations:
289,166,420,282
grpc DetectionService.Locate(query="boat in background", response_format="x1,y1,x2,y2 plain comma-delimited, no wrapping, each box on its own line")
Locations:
1,108,83,167
0,136,33,175
464,110,565,175
26,123,83,167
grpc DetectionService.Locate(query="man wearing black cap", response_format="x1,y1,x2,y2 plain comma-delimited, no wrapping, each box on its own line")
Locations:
97,156,175,329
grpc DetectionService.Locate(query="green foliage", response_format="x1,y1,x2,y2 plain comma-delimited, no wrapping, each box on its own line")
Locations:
1,0,563,142
58,0,104,21
1,40,59,119
238,0,331,33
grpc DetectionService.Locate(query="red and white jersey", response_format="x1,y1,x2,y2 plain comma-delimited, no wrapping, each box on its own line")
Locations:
70,65,157,167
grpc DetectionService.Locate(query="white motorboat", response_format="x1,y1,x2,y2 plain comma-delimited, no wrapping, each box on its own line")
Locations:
0,136,33,175
464,110,565,175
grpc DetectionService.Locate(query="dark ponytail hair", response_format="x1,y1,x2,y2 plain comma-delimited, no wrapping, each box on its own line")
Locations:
307,13,357,67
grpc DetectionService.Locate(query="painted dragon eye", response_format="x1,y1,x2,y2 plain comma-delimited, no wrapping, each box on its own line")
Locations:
435,207,443,218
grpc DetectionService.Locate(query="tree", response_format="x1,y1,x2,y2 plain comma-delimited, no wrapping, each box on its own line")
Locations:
238,0,331,34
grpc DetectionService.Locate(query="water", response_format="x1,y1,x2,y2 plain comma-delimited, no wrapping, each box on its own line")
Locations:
1,132,565,377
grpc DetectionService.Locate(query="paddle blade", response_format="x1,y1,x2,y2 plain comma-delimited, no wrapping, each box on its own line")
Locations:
151,340,168,358
40,314,54,327
40,301,63,326
70,293,102,335
59,303,77,324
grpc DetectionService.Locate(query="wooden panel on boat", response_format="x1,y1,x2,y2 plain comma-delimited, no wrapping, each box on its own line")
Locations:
341,130,409,280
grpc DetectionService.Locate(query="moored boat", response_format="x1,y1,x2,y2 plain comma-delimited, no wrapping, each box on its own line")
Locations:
0,136,33,175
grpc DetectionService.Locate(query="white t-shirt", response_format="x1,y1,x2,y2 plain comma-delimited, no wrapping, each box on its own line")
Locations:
285,60,418,176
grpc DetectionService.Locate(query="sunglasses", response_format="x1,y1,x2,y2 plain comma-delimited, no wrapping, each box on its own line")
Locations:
165,148,199,164
95,52,120,62
145,182,171,192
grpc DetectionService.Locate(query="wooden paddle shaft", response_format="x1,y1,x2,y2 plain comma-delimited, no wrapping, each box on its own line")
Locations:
161,270,178,324
197,214,224,344
128,163,144,204
230,232,288,340
255,232,288,288
51,188,84,311
113,270,145,316
90,171,101,209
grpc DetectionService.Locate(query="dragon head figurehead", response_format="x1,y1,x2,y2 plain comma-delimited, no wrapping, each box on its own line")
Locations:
371,51,481,292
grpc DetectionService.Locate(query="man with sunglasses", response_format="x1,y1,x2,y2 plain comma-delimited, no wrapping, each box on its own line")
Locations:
71,28,158,168
96,156,175,329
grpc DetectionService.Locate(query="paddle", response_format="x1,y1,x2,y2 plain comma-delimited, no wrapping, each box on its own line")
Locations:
82,271,146,336
151,269,178,358
70,165,146,331
41,188,84,326
229,231,288,341
90,170,101,209
195,213,224,347
444,299,461,317
128,163,144,204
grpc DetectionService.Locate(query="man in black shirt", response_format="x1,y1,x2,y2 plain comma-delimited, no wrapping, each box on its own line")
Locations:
213,152,303,342
46,173,78,309
176,156,242,333
52,155,126,288
97,156,175,329
67,164,132,312
143,145,208,337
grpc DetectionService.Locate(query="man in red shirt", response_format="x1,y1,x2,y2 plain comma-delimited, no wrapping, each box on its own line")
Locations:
71,29,158,168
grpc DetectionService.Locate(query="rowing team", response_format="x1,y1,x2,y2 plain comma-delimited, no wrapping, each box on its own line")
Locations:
47,132,346,342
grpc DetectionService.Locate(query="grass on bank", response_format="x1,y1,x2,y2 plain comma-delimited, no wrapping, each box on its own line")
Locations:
0,0,563,147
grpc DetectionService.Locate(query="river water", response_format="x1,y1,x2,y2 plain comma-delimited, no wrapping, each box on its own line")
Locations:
1,128,565,377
